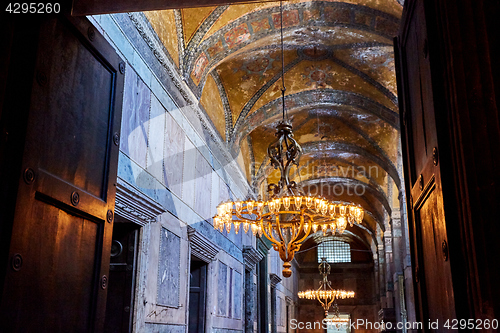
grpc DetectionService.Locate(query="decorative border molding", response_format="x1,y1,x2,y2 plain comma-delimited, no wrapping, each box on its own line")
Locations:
127,12,192,104
174,9,185,72
187,225,221,262
243,246,264,271
115,177,166,226
182,5,229,76
269,273,282,287
210,70,233,142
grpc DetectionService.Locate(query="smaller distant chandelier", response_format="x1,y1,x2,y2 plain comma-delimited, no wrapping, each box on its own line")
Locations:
298,258,355,315
212,1,363,278
324,303,350,326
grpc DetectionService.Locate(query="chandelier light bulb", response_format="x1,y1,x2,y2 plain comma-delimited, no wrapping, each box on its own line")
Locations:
235,201,242,214
294,196,302,210
306,196,313,208
283,196,291,210
247,200,254,213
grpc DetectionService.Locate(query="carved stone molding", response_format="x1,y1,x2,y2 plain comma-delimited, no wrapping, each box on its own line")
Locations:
269,273,282,287
285,296,294,306
187,226,220,262
115,177,165,226
127,12,192,104
243,246,264,271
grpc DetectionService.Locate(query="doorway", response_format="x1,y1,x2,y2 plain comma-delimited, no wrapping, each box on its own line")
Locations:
104,222,140,333
188,258,208,333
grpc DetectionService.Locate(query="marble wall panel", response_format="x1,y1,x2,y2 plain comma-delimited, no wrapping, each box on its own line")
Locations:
157,227,181,307
164,112,185,198
147,95,166,183
211,329,243,333
211,171,221,218
182,139,196,209
194,151,213,219
120,68,150,168
219,176,231,203
233,271,242,319
144,323,185,333
217,261,228,316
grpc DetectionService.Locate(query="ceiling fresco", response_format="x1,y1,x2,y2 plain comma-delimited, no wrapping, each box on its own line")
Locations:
145,0,403,250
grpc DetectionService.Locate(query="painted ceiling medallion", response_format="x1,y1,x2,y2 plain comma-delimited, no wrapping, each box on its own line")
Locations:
236,52,279,81
302,64,334,88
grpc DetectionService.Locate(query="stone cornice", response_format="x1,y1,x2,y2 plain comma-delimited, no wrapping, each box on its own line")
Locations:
115,177,165,226
187,226,220,262
269,273,282,287
243,246,264,271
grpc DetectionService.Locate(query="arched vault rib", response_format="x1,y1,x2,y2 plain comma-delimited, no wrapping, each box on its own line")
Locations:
253,140,400,191
252,107,394,169
182,6,229,77
301,176,391,217
186,1,399,86
331,56,398,106
229,56,302,140
230,89,399,149
298,181,385,230
299,140,401,190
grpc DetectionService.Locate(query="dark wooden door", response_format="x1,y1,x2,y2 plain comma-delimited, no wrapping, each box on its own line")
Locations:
189,259,207,333
396,0,456,328
104,223,139,333
0,14,124,332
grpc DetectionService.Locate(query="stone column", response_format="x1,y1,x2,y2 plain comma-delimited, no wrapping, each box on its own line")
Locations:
384,226,394,309
391,212,405,326
269,274,282,333
378,240,387,308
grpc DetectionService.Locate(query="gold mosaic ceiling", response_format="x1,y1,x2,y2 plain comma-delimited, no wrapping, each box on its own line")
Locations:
145,0,403,248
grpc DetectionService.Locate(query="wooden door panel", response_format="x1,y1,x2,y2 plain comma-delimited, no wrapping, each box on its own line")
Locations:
403,0,438,188
397,0,456,328
31,16,115,200
8,198,100,332
1,14,123,332
413,177,455,324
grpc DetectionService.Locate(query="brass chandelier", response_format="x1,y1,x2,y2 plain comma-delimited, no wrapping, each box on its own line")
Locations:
297,258,355,315
324,303,350,326
212,1,364,278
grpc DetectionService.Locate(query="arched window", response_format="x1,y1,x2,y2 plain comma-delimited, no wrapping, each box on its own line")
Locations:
317,240,351,263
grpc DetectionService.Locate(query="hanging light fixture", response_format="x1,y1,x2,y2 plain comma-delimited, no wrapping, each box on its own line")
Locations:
213,1,363,278
297,258,355,315
323,303,350,326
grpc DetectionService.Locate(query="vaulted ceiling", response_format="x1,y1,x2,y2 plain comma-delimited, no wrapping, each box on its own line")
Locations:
144,0,403,249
